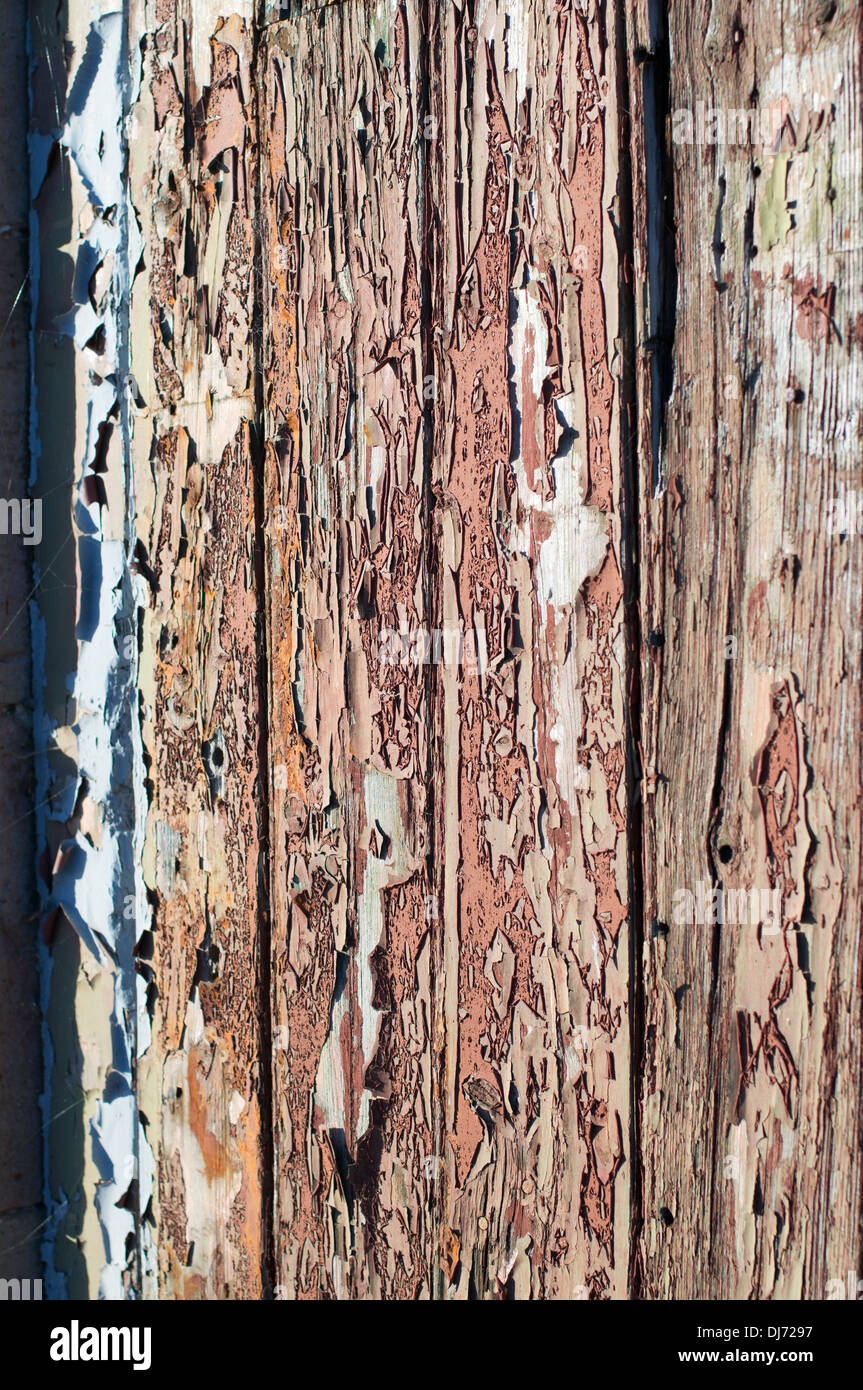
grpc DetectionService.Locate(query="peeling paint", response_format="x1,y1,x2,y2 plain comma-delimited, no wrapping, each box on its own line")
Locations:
22,0,863,1303
30,0,153,1297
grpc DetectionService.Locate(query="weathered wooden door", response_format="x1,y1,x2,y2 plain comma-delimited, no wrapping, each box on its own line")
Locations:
22,0,863,1300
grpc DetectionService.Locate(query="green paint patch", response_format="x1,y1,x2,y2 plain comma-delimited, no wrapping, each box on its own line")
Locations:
759,154,792,251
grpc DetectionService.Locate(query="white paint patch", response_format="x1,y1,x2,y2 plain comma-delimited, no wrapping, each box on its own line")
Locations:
508,284,607,818
314,768,418,1141
32,6,153,1298
502,0,531,106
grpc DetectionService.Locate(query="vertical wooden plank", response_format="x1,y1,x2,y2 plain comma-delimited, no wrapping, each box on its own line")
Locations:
0,0,40,1284
30,0,153,1299
130,0,267,1298
262,0,632,1300
261,1,435,1298
426,0,630,1298
630,0,863,1298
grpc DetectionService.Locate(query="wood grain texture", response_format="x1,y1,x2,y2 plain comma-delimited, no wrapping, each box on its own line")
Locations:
627,0,863,1299
25,0,863,1301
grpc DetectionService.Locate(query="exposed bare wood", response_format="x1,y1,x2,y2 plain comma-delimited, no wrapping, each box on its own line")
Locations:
628,0,863,1300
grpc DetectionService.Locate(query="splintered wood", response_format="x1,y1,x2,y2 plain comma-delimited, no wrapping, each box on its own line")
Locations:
31,0,862,1299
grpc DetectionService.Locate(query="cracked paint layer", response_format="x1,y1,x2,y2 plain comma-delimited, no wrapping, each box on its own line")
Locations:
258,0,631,1300
262,1,435,1299
129,0,267,1300
23,0,863,1302
427,0,629,1299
